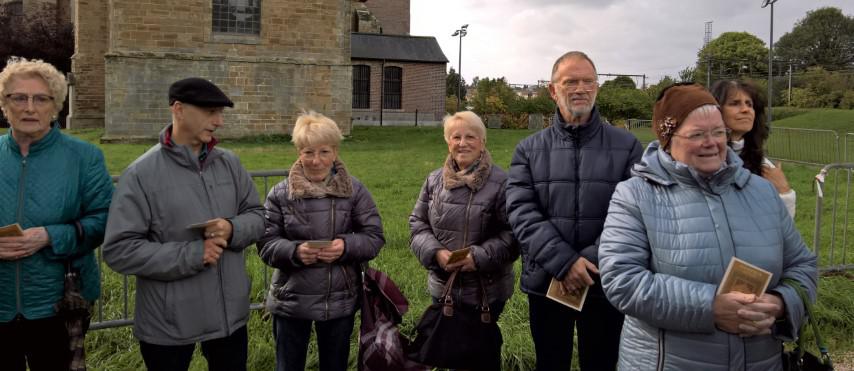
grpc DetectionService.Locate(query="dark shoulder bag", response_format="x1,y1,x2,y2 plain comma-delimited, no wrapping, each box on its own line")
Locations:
405,270,502,370
781,278,834,371
55,261,92,371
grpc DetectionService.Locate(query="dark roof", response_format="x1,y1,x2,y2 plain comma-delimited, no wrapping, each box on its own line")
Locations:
351,33,448,64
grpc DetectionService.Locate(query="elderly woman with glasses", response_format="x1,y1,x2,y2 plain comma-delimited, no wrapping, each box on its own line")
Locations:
258,111,384,371
598,83,817,370
409,111,518,370
0,57,112,370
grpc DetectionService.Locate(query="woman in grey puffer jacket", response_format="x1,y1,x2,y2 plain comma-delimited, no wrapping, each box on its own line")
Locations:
599,84,817,371
409,111,518,370
258,111,384,371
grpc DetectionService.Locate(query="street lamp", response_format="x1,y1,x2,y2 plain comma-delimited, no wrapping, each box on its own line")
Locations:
762,0,779,126
452,24,468,112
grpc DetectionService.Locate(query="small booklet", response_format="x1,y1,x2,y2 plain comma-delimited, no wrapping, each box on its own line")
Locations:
446,247,471,265
717,257,772,296
186,220,218,229
546,277,589,311
305,240,332,249
0,223,24,237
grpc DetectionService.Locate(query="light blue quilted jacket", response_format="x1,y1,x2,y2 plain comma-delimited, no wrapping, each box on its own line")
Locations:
599,141,817,371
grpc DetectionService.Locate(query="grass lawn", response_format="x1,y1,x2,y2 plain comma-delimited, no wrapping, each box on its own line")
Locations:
3,122,853,370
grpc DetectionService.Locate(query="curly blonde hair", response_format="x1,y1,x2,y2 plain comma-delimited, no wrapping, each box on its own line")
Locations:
0,57,67,114
291,111,343,150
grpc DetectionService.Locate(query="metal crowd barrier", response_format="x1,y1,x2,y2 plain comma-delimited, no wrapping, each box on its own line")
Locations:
90,170,289,331
813,163,854,273
766,127,840,166
625,118,652,131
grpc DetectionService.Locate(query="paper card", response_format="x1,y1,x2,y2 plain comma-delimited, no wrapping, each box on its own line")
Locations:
446,247,471,265
546,278,589,311
717,257,773,296
0,223,24,237
186,220,218,230
305,240,332,249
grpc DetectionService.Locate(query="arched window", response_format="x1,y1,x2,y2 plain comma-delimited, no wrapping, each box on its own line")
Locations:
383,66,402,109
212,0,261,35
352,65,370,109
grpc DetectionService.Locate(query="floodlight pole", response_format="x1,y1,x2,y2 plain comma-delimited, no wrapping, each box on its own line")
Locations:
762,0,779,126
452,24,468,112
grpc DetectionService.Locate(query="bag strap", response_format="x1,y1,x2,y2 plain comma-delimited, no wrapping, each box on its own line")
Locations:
477,276,492,323
781,278,833,367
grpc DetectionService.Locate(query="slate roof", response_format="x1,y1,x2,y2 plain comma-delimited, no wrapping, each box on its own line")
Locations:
351,33,448,64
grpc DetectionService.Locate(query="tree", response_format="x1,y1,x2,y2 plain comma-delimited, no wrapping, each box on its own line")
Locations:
597,85,653,121
694,32,768,85
678,66,696,83
600,75,637,90
446,67,467,102
470,77,516,114
645,75,676,101
775,7,854,71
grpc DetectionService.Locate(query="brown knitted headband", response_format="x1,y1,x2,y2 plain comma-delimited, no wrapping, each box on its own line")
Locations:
652,83,720,149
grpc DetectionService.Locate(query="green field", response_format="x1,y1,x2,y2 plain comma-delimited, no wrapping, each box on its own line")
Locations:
2,117,853,370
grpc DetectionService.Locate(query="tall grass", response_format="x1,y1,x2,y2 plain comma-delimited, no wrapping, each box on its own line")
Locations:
10,125,852,370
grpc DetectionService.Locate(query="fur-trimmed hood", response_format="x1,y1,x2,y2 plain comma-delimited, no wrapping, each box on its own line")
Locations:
287,159,353,200
442,149,494,192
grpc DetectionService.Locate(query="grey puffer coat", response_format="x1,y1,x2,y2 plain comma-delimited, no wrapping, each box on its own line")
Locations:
599,141,818,371
410,150,518,307
258,159,384,321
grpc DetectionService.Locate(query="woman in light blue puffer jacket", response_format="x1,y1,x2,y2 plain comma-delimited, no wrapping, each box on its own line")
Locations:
599,84,817,371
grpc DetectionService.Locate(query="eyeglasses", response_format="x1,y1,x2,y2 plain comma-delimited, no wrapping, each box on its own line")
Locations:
558,79,597,91
671,128,731,142
4,93,54,108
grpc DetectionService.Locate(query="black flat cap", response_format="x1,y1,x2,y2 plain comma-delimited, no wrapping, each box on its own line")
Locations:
168,77,234,108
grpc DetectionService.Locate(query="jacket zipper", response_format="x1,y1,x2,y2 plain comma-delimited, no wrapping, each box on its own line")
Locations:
458,191,475,298
200,168,230,333
324,198,336,320
573,131,581,255
657,328,666,371
15,157,27,315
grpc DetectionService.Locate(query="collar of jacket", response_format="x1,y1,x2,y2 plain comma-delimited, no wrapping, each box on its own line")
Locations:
157,124,222,170
442,148,494,192
4,121,61,157
549,106,603,144
287,158,353,200
632,140,750,195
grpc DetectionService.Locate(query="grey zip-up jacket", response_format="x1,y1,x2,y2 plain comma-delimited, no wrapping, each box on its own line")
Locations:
409,150,518,307
102,125,265,345
258,159,384,321
599,141,817,371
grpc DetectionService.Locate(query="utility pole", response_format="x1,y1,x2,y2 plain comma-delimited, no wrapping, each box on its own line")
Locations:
762,0,779,126
704,21,713,86
787,63,792,105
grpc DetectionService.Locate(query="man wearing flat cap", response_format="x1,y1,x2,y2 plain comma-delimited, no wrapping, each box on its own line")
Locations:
506,51,643,371
103,77,265,371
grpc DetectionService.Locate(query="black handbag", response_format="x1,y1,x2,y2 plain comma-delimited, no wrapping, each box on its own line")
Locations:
405,270,502,370
781,278,834,371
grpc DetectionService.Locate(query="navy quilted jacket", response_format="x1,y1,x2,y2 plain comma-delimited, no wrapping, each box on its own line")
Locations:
0,125,113,322
599,141,817,371
506,107,642,295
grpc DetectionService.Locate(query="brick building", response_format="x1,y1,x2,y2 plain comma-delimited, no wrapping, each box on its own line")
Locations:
71,0,356,140
70,0,446,139
351,1,447,126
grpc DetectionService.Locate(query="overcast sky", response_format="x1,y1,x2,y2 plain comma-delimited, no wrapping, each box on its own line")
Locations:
410,0,853,86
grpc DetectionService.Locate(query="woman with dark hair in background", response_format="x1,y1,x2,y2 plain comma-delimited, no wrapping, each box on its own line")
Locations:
710,80,796,218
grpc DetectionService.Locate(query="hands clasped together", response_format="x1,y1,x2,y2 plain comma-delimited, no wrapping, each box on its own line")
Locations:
296,239,345,265
202,218,233,266
714,291,784,337
0,227,50,260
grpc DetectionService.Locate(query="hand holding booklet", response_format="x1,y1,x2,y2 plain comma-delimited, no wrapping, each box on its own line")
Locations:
717,257,772,297
446,247,470,265
0,223,24,237
305,240,332,249
546,278,589,311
